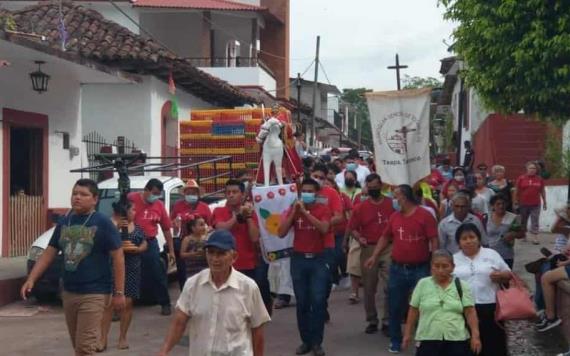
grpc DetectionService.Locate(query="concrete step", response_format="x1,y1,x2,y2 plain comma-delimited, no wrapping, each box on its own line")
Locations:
0,257,27,307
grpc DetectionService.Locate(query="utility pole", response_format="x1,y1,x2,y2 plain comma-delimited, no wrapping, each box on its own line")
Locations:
296,72,302,127
310,35,320,148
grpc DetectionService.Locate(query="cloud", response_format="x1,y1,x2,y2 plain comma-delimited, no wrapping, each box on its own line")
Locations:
289,0,456,91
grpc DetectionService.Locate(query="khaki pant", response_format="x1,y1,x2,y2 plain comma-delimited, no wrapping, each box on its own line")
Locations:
62,291,110,355
360,245,391,325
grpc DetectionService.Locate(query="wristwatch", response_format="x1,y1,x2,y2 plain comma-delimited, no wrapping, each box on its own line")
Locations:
114,291,124,296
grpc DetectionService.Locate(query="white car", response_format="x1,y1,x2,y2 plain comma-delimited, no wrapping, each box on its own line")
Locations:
26,176,225,301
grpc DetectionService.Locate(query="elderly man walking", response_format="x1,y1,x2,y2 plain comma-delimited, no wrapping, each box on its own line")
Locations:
159,230,270,356
438,192,488,254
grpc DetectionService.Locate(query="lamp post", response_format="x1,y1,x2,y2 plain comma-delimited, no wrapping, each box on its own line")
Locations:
30,61,50,94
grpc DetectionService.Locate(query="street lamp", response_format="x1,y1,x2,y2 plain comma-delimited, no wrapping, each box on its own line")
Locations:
30,61,50,94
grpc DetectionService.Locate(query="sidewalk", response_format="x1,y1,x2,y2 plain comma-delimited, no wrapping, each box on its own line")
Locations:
0,256,27,307
507,233,568,355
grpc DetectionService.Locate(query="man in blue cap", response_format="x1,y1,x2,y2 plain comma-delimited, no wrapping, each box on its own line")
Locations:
159,230,271,356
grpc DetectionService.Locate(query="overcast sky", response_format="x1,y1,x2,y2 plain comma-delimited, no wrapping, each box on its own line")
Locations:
289,0,456,92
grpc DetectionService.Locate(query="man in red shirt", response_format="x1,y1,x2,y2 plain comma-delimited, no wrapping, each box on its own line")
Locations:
311,164,343,322
278,178,331,356
364,184,439,353
128,178,174,315
211,179,260,278
348,173,395,335
169,179,212,290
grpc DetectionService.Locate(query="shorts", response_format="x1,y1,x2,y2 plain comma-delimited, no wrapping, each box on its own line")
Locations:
346,237,362,277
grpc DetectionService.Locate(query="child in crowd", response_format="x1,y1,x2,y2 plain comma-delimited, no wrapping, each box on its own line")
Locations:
180,216,209,279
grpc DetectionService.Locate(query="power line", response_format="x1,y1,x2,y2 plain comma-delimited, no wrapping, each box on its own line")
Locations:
266,59,315,93
318,60,332,86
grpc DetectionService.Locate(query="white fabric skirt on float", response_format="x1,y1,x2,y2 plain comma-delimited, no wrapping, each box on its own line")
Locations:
268,257,294,296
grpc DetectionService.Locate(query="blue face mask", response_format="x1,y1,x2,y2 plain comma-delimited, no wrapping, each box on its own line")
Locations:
392,199,401,211
301,192,316,204
346,163,358,171
185,194,199,204
146,194,161,204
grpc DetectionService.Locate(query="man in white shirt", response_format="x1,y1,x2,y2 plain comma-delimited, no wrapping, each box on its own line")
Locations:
438,192,488,254
159,230,271,356
335,151,370,189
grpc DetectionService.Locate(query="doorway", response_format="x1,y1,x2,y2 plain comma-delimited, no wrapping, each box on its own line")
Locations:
2,108,48,257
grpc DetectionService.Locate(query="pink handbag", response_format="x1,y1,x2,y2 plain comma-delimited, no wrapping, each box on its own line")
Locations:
495,272,536,321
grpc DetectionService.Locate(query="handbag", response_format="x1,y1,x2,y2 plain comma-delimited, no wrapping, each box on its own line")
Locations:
495,272,536,321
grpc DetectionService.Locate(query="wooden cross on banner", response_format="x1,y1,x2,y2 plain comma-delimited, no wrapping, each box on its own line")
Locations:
387,54,408,90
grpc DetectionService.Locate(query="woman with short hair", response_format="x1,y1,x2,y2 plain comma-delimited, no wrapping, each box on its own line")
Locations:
488,165,515,212
486,194,524,268
453,223,511,356
403,249,481,356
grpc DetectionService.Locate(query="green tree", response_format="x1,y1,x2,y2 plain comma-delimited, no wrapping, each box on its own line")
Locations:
439,0,570,121
341,88,373,149
402,75,442,89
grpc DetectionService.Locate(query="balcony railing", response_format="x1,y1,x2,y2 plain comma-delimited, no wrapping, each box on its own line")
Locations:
187,57,275,78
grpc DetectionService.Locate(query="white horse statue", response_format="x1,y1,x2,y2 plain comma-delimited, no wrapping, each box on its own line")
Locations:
256,116,284,186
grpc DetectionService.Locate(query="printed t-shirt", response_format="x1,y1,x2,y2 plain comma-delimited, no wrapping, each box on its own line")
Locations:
383,207,438,264
516,174,544,206
128,192,171,238
170,199,212,236
292,203,332,253
211,205,259,270
316,186,343,248
349,198,395,244
48,212,121,294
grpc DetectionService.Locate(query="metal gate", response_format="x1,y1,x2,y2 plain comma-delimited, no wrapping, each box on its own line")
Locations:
82,131,139,181
9,195,46,257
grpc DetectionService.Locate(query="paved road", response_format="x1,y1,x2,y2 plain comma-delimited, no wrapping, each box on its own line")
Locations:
0,233,561,356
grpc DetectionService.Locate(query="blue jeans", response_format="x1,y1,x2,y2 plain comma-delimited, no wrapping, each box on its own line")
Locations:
254,258,273,316
534,261,551,310
388,262,430,348
291,254,330,347
334,233,347,278
140,239,170,306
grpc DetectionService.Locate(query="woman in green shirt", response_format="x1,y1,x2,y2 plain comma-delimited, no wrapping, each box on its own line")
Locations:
403,250,481,356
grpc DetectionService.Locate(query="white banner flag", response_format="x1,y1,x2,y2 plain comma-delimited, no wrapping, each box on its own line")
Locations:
252,184,297,263
366,88,431,186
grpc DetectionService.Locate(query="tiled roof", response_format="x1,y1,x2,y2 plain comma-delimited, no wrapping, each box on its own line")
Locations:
132,0,266,11
1,1,257,106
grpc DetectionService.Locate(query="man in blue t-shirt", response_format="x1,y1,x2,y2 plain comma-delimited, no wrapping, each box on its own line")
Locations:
22,179,125,355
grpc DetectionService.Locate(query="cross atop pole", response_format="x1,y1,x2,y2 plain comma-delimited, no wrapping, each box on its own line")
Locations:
387,54,408,90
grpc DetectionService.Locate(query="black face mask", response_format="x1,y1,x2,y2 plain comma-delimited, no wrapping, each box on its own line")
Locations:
345,179,356,188
368,188,381,199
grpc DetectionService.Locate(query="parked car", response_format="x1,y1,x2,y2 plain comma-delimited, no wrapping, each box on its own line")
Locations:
26,175,225,301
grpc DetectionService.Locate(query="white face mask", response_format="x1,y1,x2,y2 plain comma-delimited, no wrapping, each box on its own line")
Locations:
454,175,465,182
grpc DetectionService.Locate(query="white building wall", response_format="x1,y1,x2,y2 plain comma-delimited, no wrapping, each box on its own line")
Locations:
199,67,276,93
82,76,214,158
0,63,85,254
82,80,153,154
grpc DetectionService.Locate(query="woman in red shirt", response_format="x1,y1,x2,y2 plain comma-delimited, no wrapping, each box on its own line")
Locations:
515,161,547,244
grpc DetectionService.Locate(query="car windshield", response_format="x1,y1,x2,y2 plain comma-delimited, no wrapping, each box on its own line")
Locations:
97,188,162,217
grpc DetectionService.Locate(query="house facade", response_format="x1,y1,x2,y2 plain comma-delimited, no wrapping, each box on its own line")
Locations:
0,2,256,257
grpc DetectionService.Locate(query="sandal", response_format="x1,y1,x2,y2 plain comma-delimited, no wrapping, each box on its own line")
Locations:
349,293,359,304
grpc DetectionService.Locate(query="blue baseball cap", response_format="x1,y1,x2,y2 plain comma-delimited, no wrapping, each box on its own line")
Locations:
205,230,236,251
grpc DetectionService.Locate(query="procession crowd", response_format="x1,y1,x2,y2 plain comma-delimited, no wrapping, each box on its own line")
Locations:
20,147,570,356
